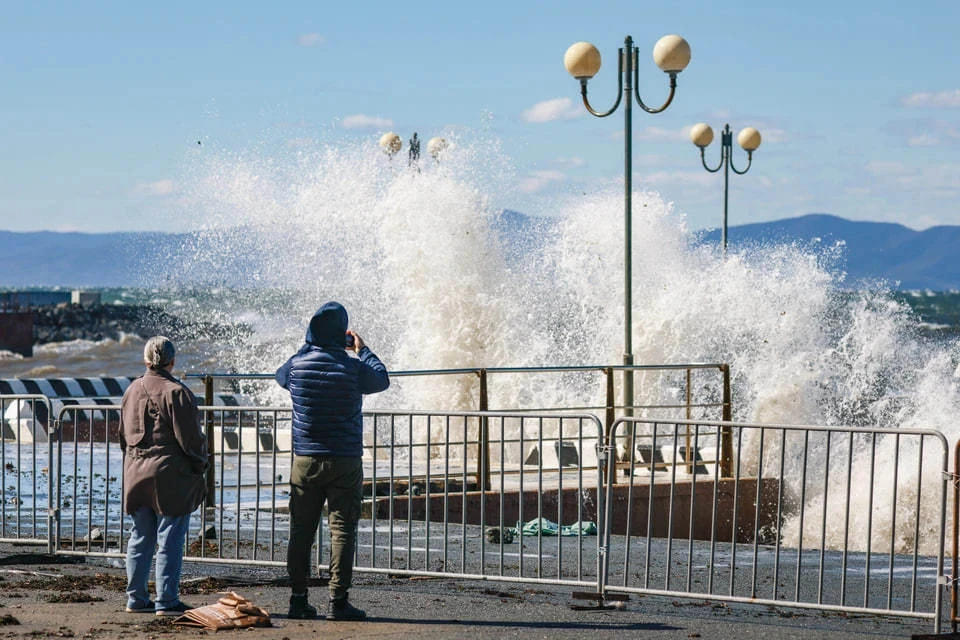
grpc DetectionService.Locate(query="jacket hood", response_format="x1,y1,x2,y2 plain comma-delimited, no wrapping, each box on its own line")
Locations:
305,302,348,348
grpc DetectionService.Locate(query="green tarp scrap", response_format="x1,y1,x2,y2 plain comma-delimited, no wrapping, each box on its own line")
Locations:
485,518,597,544
514,518,597,537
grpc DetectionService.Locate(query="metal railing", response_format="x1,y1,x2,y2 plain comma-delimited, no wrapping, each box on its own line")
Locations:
47,404,607,589
0,394,53,550
951,439,960,632
602,417,949,631
357,410,605,586
0,392,953,633
188,363,731,420
188,362,733,488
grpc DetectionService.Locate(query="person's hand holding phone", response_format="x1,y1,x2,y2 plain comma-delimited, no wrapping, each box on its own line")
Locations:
345,330,365,353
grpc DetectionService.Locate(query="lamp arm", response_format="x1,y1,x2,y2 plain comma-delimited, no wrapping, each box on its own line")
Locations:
699,147,722,173
580,78,623,117
730,151,753,175
635,72,678,114
579,47,625,118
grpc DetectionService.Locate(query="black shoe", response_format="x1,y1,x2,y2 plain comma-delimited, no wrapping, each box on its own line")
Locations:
327,597,366,621
288,594,318,619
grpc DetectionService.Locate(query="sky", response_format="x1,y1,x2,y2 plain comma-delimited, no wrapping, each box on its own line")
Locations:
1,0,958,233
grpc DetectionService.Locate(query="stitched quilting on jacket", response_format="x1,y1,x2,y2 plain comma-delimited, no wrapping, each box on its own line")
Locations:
275,302,390,457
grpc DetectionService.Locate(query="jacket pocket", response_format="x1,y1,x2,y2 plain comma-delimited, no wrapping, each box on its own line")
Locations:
122,397,150,447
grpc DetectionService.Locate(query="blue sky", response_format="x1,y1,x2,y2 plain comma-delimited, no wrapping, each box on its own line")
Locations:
1,0,957,233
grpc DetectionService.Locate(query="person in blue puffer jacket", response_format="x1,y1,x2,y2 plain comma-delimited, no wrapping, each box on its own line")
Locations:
275,301,389,621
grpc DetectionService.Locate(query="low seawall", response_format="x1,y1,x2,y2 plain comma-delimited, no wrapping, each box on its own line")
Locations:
0,377,261,448
366,477,782,545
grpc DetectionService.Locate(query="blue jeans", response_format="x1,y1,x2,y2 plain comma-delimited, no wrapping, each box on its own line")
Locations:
125,506,191,610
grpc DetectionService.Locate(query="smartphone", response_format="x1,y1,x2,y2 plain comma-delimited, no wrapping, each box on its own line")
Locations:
345,333,355,347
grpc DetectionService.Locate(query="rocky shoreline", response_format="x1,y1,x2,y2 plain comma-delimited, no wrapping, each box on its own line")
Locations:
31,303,250,345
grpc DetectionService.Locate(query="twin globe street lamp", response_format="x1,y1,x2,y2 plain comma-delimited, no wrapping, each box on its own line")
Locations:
564,34,691,415
379,132,449,164
689,123,761,254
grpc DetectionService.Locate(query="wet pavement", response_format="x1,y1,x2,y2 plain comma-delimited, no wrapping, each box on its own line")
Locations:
0,542,944,639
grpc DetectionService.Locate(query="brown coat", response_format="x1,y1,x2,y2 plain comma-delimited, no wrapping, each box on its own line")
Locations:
119,368,207,516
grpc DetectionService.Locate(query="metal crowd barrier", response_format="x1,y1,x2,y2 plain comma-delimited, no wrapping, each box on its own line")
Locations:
602,417,949,633
356,411,604,586
0,395,954,633
0,394,54,550
45,404,608,592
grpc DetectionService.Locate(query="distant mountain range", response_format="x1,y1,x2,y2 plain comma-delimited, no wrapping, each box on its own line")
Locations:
1,213,957,290
695,214,960,290
0,230,188,289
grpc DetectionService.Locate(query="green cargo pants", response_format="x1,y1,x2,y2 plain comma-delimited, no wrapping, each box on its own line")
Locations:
287,455,362,599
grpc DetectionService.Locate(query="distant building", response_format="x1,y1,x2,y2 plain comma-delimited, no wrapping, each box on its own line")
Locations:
0,291,70,308
71,290,101,306
0,311,33,357
0,290,103,355
0,289,100,309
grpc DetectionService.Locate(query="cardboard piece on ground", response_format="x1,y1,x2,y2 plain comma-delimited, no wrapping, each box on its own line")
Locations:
173,591,271,631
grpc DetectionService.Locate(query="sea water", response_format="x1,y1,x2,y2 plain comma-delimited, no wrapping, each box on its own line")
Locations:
2,134,959,555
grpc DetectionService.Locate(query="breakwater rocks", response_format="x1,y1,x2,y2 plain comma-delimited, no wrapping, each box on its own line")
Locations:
32,304,251,345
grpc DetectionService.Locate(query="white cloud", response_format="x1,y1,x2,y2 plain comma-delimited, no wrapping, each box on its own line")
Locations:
863,161,960,193
632,153,669,166
756,176,775,189
298,33,325,47
340,114,393,130
519,170,565,193
521,98,582,123
752,126,785,144
866,161,908,177
636,126,686,142
908,134,939,147
899,164,960,191
641,170,715,187
132,179,176,197
902,89,960,108
898,120,960,147
554,156,585,168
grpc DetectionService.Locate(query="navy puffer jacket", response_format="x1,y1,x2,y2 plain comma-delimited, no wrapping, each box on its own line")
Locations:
275,302,390,457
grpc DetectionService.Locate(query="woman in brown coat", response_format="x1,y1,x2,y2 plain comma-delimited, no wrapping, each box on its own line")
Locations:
119,336,207,616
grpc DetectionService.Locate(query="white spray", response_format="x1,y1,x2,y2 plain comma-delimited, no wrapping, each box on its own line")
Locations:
157,135,960,555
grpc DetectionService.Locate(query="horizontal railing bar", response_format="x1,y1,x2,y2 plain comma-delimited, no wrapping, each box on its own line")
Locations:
619,416,949,440
185,362,728,380
603,585,938,621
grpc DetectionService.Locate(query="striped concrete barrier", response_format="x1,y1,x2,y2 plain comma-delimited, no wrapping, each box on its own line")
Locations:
0,378,261,448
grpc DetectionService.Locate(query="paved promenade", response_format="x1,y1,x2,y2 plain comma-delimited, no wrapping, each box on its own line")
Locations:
0,545,945,639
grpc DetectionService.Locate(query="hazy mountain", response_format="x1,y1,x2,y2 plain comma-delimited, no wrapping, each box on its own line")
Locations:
696,213,960,290
0,230,190,288
1,213,957,290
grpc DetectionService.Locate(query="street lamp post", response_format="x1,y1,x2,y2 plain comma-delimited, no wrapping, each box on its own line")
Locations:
564,34,691,416
689,123,761,254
